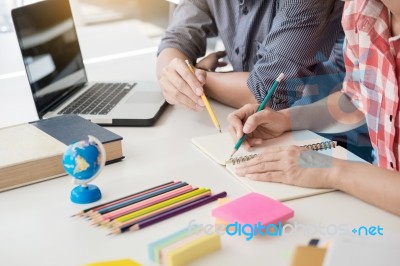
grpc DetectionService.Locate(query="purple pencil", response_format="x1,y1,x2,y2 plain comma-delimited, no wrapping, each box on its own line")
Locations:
117,191,227,233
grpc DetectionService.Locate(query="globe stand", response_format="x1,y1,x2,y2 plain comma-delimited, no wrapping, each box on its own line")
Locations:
70,184,102,204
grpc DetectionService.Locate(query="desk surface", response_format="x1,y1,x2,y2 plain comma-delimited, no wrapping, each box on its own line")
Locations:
1,100,399,266
0,19,399,266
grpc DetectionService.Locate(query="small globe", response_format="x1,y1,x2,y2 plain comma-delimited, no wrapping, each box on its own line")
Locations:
62,139,103,182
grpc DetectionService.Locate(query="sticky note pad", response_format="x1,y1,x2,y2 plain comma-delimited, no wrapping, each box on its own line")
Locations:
160,232,206,265
291,246,327,266
83,259,141,266
166,234,221,266
214,198,231,232
148,226,202,263
211,192,294,225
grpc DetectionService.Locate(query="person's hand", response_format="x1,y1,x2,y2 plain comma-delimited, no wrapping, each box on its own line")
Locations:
227,104,291,150
158,58,207,111
196,51,227,72
235,146,338,189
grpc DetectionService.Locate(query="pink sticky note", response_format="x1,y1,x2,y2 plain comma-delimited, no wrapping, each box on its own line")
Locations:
211,192,294,226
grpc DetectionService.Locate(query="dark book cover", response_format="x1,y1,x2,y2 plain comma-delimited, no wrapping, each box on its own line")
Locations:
29,114,123,145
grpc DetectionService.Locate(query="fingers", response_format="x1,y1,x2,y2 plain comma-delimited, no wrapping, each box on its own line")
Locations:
214,51,227,67
217,61,228,68
242,108,275,134
228,114,244,140
236,161,282,177
235,146,301,176
194,68,207,84
227,104,260,140
196,51,227,72
159,75,203,111
246,171,284,182
233,146,333,188
246,138,263,147
174,59,204,96
213,50,227,58
159,58,206,111
160,69,203,111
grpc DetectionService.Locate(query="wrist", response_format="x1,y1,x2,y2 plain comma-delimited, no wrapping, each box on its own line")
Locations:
278,108,292,132
327,158,347,190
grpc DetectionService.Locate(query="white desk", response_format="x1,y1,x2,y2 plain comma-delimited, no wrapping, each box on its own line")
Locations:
0,19,400,266
1,99,399,266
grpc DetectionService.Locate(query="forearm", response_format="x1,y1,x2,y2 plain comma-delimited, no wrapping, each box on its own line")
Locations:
204,72,257,108
281,91,365,133
331,160,400,216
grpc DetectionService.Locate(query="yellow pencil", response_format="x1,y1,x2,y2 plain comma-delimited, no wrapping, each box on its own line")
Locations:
185,60,221,133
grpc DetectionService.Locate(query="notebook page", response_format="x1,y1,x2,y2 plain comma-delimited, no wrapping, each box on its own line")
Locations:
192,130,366,201
192,130,323,166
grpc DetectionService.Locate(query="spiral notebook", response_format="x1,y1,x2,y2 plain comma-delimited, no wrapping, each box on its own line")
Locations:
192,130,365,201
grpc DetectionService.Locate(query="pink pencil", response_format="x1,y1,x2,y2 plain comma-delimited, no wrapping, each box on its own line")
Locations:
85,181,181,217
110,191,212,232
92,185,193,224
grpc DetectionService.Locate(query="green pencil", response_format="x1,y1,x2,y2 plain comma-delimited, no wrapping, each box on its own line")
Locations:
114,188,209,223
230,73,285,157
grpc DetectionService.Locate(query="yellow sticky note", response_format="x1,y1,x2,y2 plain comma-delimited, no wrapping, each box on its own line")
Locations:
83,259,141,266
291,246,326,266
167,234,221,266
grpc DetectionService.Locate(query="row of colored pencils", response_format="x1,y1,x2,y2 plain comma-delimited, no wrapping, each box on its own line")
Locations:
72,181,227,234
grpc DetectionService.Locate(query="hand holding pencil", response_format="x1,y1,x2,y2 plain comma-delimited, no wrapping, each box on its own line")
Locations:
228,73,285,156
158,57,208,112
185,60,222,133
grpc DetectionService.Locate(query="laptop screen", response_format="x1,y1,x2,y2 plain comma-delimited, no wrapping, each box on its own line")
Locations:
12,0,87,117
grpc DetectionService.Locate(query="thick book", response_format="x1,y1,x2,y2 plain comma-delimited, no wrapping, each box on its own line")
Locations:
0,114,124,192
192,130,366,201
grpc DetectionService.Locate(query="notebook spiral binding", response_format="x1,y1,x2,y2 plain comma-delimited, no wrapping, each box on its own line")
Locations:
226,140,337,165
300,140,337,151
227,154,258,165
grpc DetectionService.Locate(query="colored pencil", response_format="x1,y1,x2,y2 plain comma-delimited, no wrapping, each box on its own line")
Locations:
110,190,215,234
113,188,209,224
230,73,285,157
71,181,175,217
116,191,227,234
95,182,188,215
185,60,221,133
87,182,181,219
110,191,212,233
91,184,193,224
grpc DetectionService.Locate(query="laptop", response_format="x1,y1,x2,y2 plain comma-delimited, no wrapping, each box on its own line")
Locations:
11,0,167,126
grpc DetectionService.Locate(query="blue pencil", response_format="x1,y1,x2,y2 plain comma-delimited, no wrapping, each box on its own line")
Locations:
230,73,285,157
96,182,188,215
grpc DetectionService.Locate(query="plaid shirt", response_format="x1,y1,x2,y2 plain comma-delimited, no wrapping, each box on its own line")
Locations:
342,0,400,170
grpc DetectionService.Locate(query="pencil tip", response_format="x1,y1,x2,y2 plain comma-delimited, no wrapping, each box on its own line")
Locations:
230,149,237,158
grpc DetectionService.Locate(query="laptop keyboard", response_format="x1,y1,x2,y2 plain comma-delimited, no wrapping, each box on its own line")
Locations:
58,83,134,115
